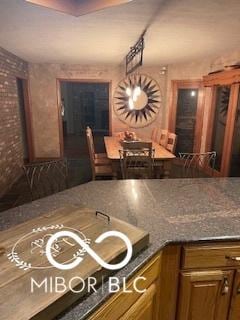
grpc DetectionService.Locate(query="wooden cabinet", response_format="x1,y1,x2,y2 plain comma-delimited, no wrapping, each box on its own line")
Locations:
177,270,234,320
89,254,161,320
177,243,240,320
229,270,240,320
91,242,240,320
119,283,157,320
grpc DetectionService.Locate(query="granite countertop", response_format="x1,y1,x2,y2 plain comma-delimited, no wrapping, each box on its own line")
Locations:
1,178,240,319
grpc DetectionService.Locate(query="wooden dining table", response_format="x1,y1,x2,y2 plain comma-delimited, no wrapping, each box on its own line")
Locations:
104,136,176,178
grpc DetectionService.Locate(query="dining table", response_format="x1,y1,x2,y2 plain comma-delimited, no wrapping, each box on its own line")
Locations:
104,136,176,178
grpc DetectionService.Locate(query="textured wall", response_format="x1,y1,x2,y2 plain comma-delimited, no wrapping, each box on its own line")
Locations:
0,47,28,195
29,63,122,158
29,63,166,158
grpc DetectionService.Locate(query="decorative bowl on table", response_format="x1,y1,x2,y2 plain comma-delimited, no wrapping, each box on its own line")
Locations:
123,131,138,141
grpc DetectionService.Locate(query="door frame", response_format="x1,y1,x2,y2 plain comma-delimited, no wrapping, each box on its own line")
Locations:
16,77,35,162
56,78,112,158
168,79,205,153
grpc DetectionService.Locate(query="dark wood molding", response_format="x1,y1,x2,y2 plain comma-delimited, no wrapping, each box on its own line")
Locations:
17,77,35,162
203,68,240,86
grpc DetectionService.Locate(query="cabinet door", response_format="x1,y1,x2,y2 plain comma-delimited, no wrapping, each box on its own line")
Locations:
177,270,234,320
229,270,240,320
119,283,157,320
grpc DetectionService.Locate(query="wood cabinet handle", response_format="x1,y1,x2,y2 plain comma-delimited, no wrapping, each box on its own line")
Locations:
222,277,229,295
225,255,240,261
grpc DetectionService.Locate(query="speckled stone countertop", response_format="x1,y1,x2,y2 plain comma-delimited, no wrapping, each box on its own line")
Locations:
1,178,240,319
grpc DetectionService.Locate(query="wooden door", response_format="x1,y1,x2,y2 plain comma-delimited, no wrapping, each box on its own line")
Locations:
229,270,240,320
119,283,157,320
168,80,204,154
177,270,234,320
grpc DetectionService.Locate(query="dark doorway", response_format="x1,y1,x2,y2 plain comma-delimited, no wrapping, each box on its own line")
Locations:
60,81,110,185
169,80,204,156
16,78,31,162
175,88,199,155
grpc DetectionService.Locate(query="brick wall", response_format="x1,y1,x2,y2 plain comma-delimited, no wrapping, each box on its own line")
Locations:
0,47,28,196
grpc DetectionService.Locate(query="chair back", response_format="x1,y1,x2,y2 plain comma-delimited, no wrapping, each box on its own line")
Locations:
159,129,168,147
119,145,154,179
151,127,159,142
166,132,177,154
86,126,96,175
179,151,217,178
122,141,152,150
23,159,68,201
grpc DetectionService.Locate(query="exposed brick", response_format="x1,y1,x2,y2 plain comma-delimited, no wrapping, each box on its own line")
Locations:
0,47,28,195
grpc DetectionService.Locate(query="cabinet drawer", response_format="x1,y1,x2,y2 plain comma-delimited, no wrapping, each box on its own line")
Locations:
89,254,161,320
182,243,240,269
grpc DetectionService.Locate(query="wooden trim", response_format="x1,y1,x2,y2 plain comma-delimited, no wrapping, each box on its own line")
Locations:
56,78,112,158
158,245,181,320
203,68,240,87
193,85,205,153
108,81,113,136
17,77,35,162
168,80,178,133
168,79,204,153
56,79,64,158
205,87,217,153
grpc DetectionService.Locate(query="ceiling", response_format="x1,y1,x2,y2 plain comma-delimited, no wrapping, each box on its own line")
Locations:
0,0,240,65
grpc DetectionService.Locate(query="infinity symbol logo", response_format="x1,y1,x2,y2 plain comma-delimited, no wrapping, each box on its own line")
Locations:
45,230,133,270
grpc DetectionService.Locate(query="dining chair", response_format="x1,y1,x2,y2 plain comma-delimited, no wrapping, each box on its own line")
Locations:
166,132,177,154
86,127,115,180
119,143,154,179
159,129,168,148
179,151,217,178
22,159,68,201
86,127,111,165
122,141,153,150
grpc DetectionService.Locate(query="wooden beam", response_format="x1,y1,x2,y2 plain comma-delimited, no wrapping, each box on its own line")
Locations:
26,0,133,17
25,0,76,16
